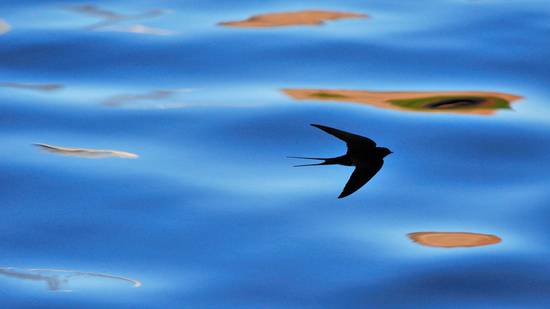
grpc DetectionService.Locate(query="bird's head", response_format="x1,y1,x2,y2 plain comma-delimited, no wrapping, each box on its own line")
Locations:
378,147,393,158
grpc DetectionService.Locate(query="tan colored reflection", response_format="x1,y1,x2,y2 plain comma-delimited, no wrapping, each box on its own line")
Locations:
219,10,367,28
0,19,10,35
68,5,173,35
408,232,501,248
0,82,63,92
35,144,138,159
0,267,141,292
103,88,192,107
283,88,522,115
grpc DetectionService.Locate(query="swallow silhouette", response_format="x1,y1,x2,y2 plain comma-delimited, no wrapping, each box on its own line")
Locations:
290,124,392,198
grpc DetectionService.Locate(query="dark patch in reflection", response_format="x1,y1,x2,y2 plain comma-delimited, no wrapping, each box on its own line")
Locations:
0,82,63,92
289,124,391,198
390,96,512,112
311,92,348,99
67,4,173,35
426,98,485,109
0,268,141,292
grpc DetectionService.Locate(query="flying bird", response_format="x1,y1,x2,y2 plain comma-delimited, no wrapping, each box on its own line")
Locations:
289,124,392,198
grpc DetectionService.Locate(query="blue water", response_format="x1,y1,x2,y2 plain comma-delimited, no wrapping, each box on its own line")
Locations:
1,0,550,308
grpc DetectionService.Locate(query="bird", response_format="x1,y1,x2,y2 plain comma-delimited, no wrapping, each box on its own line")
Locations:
289,124,392,199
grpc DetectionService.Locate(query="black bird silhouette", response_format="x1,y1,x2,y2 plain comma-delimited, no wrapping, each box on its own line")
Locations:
290,124,392,198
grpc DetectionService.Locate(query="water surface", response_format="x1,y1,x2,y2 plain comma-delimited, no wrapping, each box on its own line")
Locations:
1,0,550,308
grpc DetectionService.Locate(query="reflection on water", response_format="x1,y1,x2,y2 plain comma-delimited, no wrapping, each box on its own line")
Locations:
103,88,192,108
283,89,522,115
68,4,173,35
2,0,550,307
34,144,138,159
408,232,502,248
0,268,140,292
95,24,173,36
219,10,367,28
0,82,63,92
0,19,9,35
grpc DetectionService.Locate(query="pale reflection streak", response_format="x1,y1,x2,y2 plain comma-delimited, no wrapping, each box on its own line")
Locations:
0,267,141,292
0,268,68,291
0,82,63,92
35,144,139,159
103,88,193,108
102,88,261,109
96,24,174,36
67,5,173,35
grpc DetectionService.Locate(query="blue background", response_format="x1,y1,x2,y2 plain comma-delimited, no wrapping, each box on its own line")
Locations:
0,0,549,307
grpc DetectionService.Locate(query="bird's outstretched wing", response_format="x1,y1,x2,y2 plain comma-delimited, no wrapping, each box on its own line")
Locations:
311,124,376,151
338,160,384,198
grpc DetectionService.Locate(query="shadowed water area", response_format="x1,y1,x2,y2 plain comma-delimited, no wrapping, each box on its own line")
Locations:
1,0,550,308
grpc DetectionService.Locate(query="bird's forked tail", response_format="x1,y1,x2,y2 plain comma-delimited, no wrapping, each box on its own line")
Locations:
287,156,330,167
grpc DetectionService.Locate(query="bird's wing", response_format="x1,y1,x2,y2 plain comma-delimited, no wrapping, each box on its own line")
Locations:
311,124,377,150
338,160,384,198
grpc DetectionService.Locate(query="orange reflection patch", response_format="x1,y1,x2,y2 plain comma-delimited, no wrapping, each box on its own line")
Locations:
408,232,501,248
283,88,522,115
219,10,367,28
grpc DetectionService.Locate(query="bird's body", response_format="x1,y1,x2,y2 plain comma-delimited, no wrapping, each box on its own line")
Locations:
290,124,392,198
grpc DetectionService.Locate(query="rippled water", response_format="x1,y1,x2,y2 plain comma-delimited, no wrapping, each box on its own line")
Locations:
1,0,550,308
